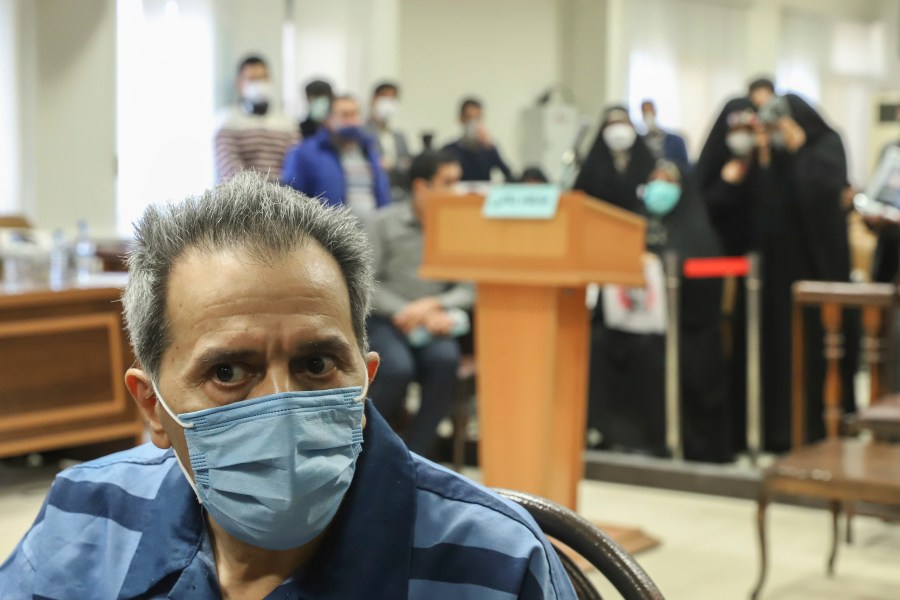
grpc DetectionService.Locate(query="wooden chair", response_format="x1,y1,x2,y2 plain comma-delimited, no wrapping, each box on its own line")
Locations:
751,281,900,599
497,489,665,600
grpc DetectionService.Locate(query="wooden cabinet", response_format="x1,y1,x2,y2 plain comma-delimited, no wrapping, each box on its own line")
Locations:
0,284,144,458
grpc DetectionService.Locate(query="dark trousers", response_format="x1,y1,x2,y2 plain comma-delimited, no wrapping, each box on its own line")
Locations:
367,315,460,455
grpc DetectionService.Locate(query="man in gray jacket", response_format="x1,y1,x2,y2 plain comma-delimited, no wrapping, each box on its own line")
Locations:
365,151,471,456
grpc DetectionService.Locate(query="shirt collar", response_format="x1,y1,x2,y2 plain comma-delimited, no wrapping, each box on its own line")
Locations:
121,403,417,599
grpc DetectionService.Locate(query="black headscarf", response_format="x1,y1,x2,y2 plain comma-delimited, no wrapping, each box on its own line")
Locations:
694,96,755,193
695,97,760,256
782,93,850,280
786,94,836,147
574,105,656,213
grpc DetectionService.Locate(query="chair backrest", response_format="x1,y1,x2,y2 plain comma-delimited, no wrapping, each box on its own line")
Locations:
495,488,665,600
791,281,896,448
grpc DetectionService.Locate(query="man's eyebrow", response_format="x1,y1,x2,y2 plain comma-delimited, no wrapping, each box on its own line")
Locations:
192,348,262,365
191,336,355,366
293,335,355,356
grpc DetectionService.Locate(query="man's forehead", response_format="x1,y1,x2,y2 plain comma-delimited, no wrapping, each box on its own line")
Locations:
164,241,351,326
334,98,358,111
241,64,268,79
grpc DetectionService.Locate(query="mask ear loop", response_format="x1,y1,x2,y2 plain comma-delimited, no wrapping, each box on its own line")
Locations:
150,381,202,503
353,375,370,402
151,381,194,429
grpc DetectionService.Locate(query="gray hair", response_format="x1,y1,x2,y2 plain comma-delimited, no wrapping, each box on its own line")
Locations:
122,171,374,381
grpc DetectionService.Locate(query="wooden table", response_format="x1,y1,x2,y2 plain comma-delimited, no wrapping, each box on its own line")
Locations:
0,278,144,458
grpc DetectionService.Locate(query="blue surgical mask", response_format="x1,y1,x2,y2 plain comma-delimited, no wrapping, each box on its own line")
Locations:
335,125,364,142
643,180,681,216
153,381,367,550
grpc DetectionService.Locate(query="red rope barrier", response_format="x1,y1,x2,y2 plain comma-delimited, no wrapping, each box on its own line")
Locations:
683,257,750,279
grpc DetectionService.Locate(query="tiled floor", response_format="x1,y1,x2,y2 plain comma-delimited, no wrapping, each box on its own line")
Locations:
2,461,899,599
578,481,900,600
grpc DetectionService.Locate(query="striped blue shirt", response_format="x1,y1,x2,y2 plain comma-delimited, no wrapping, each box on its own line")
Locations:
0,405,576,599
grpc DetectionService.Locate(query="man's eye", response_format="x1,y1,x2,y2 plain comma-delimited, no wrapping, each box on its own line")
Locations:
303,355,335,376
213,363,248,383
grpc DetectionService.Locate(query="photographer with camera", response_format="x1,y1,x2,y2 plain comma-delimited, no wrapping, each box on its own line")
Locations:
696,78,857,453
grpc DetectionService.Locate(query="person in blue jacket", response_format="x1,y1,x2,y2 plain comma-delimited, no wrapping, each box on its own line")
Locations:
282,94,391,221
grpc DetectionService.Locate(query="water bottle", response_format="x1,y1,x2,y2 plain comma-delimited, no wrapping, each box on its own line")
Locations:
2,251,27,288
2,234,36,289
407,308,471,347
74,219,97,284
49,229,71,289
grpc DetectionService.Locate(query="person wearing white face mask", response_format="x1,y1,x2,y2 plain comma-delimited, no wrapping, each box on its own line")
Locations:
214,55,298,182
697,101,764,257
696,89,857,454
364,81,412,192
574,105,656,213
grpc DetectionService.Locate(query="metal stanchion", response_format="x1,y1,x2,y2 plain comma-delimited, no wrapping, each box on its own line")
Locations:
681,254,763,466
745,252,763,466
664,251,683,460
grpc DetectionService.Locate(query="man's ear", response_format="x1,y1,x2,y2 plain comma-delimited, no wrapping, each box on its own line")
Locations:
125,367,172,449
365,351,380,384
410,178,427,198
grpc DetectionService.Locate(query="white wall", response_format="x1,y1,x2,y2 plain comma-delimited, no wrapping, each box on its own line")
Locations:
287,0,399,119
17,0,117,236
0,0,21,215
556,0,607,128
878,0,900,89
397,0,562,172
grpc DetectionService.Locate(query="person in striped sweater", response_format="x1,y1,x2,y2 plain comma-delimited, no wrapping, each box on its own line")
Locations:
214,55,298,182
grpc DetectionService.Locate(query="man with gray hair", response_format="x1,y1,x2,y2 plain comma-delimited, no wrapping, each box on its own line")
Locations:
0,172,576,599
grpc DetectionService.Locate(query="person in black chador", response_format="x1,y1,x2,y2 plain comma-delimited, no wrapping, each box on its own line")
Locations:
586,159,732,462
695,97,762,453
574,105,656,211
697,84,857,452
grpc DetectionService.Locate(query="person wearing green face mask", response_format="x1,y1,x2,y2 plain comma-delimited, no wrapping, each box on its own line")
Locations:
299,79,334,139
588,159,733,463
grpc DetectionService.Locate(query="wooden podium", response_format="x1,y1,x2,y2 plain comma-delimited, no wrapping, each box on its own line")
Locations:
420,191,645,509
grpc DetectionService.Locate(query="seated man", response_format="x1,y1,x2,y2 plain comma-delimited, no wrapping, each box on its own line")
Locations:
366,151,473,456
282,94,391,223
0,172,575,600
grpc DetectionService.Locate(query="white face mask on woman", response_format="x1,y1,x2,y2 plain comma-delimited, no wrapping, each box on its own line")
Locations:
726,130,755,158
603,123,637,152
